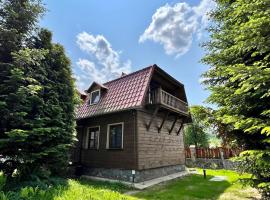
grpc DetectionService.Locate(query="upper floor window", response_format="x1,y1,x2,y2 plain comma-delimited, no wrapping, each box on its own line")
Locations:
107,123,124,149
89,90,100,105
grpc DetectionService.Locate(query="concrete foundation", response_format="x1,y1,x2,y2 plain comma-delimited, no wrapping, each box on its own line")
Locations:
83,164,186,183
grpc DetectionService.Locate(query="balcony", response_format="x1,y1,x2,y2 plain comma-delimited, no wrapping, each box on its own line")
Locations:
146,88,189,115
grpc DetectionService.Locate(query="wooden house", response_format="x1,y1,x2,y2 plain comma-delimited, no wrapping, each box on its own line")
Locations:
74,65,191,182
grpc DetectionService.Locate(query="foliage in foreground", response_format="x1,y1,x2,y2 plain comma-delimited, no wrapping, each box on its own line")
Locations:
201,0,270,197
0,173,135,200
0,0,77,179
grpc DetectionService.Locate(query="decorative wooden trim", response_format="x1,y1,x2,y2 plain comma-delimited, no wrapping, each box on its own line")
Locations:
169,116,178,134
177,120,184,135
158,111,169,133
147,106,160,131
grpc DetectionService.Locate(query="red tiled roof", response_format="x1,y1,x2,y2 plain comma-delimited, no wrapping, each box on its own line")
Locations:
76,66,154,119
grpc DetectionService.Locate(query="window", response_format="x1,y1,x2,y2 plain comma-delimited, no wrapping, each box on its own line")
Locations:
107,123,123,149
89,90,100,105
84,126,99,149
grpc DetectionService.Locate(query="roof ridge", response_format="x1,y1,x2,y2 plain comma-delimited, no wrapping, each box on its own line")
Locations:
103,65,154,85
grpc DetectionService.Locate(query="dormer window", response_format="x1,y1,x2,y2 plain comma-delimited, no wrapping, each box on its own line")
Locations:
90,90,100,105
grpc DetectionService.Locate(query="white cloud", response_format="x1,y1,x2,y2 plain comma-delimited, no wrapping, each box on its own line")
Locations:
139,0,216,57
74,32,131,90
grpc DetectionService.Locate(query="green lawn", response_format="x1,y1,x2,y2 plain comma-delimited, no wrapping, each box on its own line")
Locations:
0,175,136,200
133,169,261,200
0,169,260,200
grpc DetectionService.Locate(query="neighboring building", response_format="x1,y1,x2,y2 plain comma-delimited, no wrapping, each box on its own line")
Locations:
74,64,191,182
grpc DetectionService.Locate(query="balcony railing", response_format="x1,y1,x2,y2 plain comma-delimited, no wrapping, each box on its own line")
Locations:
147,88,188,115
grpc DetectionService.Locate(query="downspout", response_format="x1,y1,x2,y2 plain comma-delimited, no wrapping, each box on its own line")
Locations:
133,110,138,171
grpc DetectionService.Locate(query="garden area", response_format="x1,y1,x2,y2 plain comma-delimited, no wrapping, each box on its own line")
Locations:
0,169,261,200
0,0,269,199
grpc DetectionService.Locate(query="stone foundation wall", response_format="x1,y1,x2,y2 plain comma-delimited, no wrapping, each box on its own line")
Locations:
186,158,238,170
83,164,186,183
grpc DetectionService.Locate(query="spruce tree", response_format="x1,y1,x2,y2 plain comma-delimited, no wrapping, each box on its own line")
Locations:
0,0,76,180
202,0,270,197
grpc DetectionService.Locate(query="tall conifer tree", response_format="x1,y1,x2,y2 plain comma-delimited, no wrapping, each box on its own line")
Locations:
0,0,76,180
202,0,270,197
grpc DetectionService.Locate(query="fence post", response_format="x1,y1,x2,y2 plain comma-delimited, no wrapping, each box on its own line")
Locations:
190,145,196,162
219,147,226,168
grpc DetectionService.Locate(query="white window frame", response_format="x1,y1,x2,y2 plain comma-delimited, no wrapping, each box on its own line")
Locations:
89,89,101,105
106,122,124,149
84,126,100,150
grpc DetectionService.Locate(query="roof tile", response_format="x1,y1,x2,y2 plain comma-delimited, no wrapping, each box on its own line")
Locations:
76,66,153,119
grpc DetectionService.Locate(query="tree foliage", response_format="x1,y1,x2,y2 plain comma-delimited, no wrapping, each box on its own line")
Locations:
184,106,209,148
0,0,76,181
184,122,209,148
202,0,270,197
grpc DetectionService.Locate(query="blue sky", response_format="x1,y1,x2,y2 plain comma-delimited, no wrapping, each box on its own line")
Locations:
41,0,215,106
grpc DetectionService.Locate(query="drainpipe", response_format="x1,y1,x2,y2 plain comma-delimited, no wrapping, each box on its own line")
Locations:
132,109,137,182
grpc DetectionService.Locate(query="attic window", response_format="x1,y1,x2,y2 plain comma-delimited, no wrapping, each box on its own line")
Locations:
89,90,100,105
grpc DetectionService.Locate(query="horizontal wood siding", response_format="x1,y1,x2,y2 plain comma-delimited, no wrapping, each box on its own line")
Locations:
77,110,136,169
137,109,185,170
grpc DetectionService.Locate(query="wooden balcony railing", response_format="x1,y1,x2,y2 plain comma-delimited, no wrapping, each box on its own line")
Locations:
147,88,188,115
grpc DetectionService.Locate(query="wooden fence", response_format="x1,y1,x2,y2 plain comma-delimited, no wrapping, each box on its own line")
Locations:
185,147,242,159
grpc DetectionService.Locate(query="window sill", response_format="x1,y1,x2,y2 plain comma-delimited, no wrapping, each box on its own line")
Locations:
106,148,124,150
83,148,99,151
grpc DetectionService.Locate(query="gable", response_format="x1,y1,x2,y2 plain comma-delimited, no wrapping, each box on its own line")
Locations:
150,67,188,103
86,81,108,93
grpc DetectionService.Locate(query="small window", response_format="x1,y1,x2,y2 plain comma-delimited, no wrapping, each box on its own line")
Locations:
107,123,123,149
90,90,100,105
84,127,99,149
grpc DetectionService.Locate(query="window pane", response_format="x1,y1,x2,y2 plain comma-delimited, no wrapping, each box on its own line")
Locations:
89,140,95,148
109,124,122,149
88,127,99,149
91,91,100,104
90,132,95,139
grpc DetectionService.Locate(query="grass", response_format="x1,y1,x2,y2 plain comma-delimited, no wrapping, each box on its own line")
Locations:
0,169,260,200
133,169,261,200
0,174,136,200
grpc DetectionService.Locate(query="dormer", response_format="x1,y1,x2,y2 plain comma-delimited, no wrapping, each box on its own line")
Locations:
85,81,108,105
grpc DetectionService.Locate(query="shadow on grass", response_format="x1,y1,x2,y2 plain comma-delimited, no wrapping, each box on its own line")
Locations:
134,174,232,200
77,177,131,193
1,175,133,200
1,177,70,200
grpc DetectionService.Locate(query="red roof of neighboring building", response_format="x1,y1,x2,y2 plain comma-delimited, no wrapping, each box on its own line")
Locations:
76,65,154,119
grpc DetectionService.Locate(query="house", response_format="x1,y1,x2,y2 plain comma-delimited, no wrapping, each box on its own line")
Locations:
74,64,191,182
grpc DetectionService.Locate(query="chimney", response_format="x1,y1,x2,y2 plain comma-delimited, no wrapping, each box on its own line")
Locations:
121,72,127,77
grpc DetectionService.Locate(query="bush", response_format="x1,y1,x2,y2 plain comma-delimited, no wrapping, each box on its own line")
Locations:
234,150,270,199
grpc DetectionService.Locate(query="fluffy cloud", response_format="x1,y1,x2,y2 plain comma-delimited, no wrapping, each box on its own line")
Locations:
75,32,131,90
139,0,216,57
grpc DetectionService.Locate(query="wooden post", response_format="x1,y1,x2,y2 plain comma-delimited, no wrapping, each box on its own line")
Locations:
190,145,196,162
156,87,162,104
219,147,225,168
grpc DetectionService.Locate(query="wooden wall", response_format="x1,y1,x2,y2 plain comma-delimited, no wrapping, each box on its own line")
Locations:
76,110,137,169
136,109,185,170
